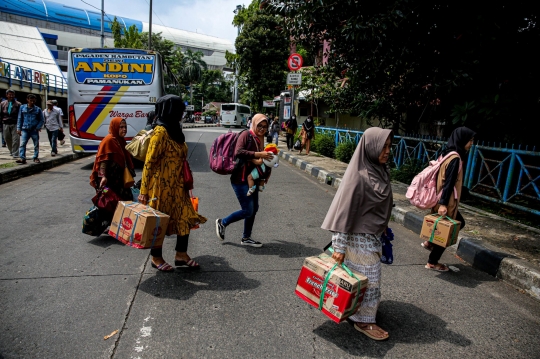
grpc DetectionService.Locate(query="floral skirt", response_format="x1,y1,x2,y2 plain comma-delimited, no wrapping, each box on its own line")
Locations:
331,232,382,323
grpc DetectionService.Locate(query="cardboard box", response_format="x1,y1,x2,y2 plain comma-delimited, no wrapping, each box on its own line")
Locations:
109,201,170,249
295,255,368,323
420,214,461,248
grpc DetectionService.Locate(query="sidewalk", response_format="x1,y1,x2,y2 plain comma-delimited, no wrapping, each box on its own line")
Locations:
275,136,540,301
0,123,219,184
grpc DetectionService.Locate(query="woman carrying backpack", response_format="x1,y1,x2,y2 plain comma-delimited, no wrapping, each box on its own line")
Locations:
284,115,298,151
298,115,315,155
422,127,476,272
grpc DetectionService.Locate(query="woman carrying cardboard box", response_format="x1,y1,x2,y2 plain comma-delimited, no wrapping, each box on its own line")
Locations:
422,127,476,272
321,127,393,341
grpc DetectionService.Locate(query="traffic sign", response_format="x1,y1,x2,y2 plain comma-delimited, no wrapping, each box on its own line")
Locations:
287,72,302,85
186,105,195,111
288,53,303,71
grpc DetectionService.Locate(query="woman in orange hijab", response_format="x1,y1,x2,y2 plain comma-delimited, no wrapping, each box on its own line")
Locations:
90,117,135,220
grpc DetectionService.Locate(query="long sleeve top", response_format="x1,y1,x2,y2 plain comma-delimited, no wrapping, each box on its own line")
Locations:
17,105,44,131
44,108,63,131
438,158,460,206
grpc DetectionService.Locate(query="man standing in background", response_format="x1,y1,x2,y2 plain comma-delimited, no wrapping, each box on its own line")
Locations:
16,94,44,165
1,89,22,158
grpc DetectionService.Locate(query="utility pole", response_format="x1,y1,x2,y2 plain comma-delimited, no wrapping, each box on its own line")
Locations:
233,4,242,103
148,0,153,50
100,0,104,47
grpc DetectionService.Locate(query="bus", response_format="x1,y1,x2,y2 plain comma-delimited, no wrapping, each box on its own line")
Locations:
67,48,178,153
220,103,251,128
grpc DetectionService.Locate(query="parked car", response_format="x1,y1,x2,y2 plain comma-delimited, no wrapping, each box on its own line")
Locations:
204,116,213,123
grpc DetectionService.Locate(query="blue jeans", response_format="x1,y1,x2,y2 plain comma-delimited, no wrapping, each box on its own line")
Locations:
222,182,259,239
19,129,39,160
46,129,58,154
273,132,279,145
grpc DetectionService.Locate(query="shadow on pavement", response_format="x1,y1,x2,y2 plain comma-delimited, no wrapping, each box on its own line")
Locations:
80,162,94,170
313,300,471,357
222,240,322,258
86,234,125,248
435,263,497,288
138,255,260,301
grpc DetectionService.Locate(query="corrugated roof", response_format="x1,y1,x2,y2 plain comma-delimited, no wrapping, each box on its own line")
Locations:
0,21,64,78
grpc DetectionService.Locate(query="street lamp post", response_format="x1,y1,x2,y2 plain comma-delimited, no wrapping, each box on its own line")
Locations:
100,0,104,47
149,0,153,50
233,5,242,104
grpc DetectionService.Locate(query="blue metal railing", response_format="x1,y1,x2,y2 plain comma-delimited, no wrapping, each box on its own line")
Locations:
315,127,540,216
0,60,67,94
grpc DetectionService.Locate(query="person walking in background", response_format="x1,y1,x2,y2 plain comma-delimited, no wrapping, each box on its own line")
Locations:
138,95,207,272
322,127,393,341
16,94,44,165
298,115,315,155
89,117,135,223
285,114,298,151
51,100,64,127
270,116,281,145
1,89,21,158
215,114,274,248
43,100,63,157
422,127,476,272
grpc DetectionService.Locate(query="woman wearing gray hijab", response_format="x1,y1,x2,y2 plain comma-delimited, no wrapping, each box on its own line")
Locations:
321,127,393,341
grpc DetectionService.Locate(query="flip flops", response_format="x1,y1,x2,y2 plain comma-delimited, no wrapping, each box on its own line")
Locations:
175,259,200,270
353,322,389,341
151,262,174,272
425,263,450,272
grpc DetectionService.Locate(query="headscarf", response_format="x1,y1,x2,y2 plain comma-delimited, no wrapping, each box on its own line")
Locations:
303,116,314,131
90,117,134,186
146,110,156,129
250,113,268,150
443,126,476,162
155,94,185,143
321,127,394,235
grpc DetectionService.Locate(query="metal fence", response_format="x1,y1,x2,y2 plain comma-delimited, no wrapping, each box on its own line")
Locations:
315,127,540,216
0,60,67,94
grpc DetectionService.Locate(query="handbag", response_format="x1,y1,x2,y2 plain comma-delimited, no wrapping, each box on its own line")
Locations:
267,134,273,143
380,228,394,265
125,129,154,161
190,190,199,230
92,187,121,213
123,166,135,188
294,139,302,150
58,130,65,141
82,206,109,236
183,159,194,190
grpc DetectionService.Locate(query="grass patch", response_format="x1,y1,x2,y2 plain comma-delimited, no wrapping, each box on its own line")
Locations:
0,162,16,169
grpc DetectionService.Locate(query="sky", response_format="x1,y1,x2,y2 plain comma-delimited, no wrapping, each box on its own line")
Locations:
49,0,245,44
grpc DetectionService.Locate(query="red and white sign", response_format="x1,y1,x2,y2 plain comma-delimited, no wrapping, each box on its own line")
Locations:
288,53,303,72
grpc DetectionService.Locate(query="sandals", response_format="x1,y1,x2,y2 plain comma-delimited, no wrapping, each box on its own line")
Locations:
421,241,433,251
175,259,200,270
33,158,40,163
151,261,174,272
353,322,389,341
425,263,450,272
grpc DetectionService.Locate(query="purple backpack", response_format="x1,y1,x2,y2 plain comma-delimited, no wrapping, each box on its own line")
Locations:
209,129,248,175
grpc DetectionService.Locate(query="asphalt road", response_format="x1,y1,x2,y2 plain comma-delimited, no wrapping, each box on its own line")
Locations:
1,127,539,359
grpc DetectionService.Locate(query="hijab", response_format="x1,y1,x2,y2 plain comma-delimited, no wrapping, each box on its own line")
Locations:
90,117,134,186
249,113,268,150
303,116,314,131
321,127,394,235
155,94,185,143
443,126,476,161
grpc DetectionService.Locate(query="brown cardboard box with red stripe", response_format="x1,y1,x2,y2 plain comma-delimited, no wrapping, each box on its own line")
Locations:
109,201,169,249
295,255,368,323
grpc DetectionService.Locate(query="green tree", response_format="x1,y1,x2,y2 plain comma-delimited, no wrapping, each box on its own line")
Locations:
266,0,540,144
182,50,208,104
195,69,233,104
234,1,289,112
110,17,143,49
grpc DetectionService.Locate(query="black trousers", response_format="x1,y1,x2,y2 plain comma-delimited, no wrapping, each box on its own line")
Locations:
150,234,189,258
286,133,294,149
428,211,465,264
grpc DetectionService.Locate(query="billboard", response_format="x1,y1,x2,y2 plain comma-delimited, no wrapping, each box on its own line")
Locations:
72,53,155,85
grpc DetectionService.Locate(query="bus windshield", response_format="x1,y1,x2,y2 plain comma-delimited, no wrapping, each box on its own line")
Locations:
68,48,176,153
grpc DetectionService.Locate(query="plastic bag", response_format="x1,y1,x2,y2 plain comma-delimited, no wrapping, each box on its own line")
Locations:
125,129,154,161
82,206,108,236
92,187,121,214
380,228,394,264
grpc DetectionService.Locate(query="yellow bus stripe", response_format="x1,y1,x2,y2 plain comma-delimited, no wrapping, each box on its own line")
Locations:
87,86,130,134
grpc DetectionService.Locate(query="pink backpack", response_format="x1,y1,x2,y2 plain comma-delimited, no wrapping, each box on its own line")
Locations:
405,151,461,209
209,129,249,175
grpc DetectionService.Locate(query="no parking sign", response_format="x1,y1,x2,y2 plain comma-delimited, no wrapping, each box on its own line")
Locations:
288,53,303,72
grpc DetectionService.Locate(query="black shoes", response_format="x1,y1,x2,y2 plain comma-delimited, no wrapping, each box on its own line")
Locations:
216,219,225,240
241,237,263,248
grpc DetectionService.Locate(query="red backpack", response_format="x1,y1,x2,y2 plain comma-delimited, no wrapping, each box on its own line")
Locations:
209,129,250,175
405,151,461,209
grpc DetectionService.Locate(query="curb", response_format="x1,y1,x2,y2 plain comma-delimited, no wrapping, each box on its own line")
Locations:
0,152,91,185
278,150,540,301
182,124,218,129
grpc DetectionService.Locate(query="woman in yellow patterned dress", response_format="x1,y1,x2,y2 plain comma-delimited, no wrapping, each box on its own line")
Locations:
138,95,207,272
